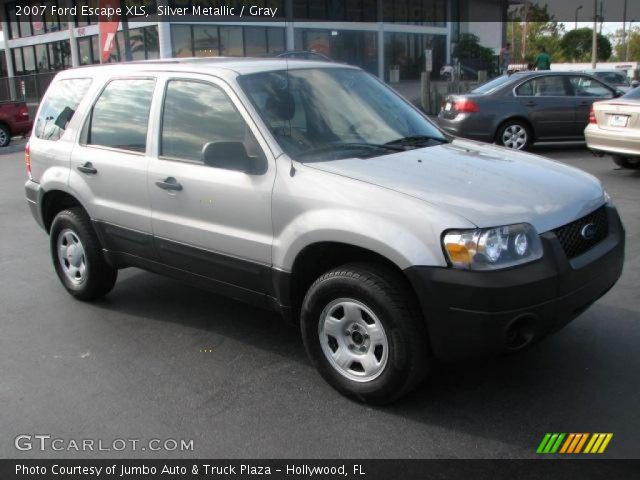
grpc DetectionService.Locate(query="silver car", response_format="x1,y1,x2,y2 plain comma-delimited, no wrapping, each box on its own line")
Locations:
25,59,624,404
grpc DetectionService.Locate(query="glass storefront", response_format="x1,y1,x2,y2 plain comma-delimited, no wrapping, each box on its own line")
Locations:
384,32,446,81
78,26,159,65
295,29,378,75
171,25,285,58
383,0,447,25
12,40,71,75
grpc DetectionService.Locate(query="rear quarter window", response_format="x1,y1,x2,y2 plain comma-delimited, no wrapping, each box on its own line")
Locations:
34,78,92,141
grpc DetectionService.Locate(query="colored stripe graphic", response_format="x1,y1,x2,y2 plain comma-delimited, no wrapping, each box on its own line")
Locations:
538,433,613,454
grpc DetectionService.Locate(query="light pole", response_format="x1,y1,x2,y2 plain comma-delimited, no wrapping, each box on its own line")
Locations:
575,5,582,30
591,0,597,69
626,20,635,62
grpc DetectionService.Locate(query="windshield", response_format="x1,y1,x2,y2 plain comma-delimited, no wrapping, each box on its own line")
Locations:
237,68,447,161
593,71,630,86
471,75,513,94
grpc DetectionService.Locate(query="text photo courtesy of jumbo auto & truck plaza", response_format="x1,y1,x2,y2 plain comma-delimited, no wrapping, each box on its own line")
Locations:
2,0,640,479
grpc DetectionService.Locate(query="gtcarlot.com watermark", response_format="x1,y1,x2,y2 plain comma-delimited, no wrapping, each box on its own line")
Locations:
15,434,194,453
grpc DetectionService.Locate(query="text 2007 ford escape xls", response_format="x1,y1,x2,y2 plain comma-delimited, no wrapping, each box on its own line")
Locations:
25,59,624,403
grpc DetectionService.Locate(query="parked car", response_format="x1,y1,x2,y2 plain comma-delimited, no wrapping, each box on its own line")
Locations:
276,50,331,61
0,100,32,147
25,60,624,404
437,71,624,150
585,86,640,169
582,70,633,93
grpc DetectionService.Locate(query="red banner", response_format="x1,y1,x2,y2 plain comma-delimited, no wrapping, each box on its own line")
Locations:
98,0,120,63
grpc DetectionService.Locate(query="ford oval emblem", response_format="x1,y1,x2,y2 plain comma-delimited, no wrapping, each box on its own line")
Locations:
581,223,596,240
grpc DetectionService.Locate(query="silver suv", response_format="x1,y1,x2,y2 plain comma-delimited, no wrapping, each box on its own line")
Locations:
25,59,625,404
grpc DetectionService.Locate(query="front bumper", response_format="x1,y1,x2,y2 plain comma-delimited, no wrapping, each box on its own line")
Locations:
405,205,625,361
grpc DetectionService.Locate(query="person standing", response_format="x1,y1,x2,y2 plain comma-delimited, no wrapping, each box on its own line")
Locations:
499,43,512,75
535,45,551,70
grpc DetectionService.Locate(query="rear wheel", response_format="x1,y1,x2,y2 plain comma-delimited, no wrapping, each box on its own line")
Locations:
497,120,531,150
50,207,117,300
612,155,640,169
300,263,430,404
0,124,11,147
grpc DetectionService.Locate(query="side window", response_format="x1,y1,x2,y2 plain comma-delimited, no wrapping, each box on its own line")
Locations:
86,78,155,153
160,80,263,167
516,76,569,97
569,76,614,98
35,78,92,141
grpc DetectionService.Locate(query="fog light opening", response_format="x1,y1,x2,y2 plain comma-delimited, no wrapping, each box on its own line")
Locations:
505,315,537,351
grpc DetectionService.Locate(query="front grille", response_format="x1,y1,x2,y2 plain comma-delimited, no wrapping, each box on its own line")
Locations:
553,206,608,259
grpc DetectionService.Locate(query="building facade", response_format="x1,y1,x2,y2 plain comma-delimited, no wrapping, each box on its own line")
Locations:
0,0,510,101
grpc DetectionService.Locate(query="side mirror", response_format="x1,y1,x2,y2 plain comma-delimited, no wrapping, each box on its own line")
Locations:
202,141,255,173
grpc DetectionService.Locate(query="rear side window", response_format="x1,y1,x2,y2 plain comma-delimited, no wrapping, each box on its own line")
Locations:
516,76,569,96
34,79,92,141
86,78,155,153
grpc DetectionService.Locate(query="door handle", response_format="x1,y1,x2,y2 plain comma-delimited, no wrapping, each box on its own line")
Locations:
524,101,537,107
77,162,97,175
155,177,183,192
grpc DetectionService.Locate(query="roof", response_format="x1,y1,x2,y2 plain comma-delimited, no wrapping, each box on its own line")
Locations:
57,57,356,79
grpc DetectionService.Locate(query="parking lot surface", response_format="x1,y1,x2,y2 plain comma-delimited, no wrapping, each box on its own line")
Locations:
1,140,639,459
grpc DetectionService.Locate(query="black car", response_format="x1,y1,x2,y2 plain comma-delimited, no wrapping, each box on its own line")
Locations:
437,71,624,150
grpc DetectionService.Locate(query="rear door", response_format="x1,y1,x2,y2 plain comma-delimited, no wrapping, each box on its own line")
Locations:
514,75,575,140
69,77,157,258
567,75,616,135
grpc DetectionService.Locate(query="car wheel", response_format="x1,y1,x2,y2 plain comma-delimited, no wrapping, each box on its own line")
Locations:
0,124,11,147
300,263,430,404
612,155,640,169
498,121,531,150
50,207,117,300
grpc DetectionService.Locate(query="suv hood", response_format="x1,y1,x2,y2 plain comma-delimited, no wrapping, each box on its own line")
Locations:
305,138,606,233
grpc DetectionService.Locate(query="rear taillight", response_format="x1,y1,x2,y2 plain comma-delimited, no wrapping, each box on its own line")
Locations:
25,142,31,177
454,99,480,113
589,106,597,124
17,104,29,118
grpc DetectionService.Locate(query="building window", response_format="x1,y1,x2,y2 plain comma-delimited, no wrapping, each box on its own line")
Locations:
295,29,378,75
384,32,446,81
11,41,72,74
171,25,285,58
293,0,376,21
383,0,447,25
77,26,159,65
4,0,63,38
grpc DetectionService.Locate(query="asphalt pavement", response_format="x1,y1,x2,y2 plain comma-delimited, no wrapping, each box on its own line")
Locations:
1,139,639,459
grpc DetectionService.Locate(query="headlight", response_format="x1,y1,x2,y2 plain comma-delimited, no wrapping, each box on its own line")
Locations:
442,223,542,270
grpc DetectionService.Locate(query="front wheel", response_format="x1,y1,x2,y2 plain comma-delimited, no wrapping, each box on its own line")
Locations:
497,121,531,150
50,207,117,300
300,263,430,404
0,124,11,147
612,155,640,169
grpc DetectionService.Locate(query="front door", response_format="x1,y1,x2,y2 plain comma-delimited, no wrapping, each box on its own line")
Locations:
147,75,276,300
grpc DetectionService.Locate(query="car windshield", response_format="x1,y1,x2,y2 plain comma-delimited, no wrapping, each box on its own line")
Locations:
593,71,630,86
237,67,447,162
470,75,513,94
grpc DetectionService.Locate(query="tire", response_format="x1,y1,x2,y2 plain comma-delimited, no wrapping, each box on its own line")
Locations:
300,263,430,404
612,155,640,170
0,124,11,147
497,120,531,150
50,207,117,300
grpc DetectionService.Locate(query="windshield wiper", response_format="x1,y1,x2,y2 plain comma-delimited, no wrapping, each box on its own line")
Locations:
297,142,404,160
384,135,447,147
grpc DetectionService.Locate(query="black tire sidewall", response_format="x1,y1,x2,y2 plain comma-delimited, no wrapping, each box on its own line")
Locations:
50,212,93,293
301,270,422,403
613,155,640,169
0,125,11,147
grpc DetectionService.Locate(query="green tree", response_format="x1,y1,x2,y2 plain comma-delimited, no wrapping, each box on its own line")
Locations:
560,28,612,62
506,3,566,65
453,33,495,72
612,27,640,61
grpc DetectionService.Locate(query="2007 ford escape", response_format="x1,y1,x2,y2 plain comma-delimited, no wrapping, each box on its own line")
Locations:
25,59,625,404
